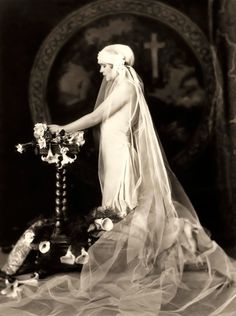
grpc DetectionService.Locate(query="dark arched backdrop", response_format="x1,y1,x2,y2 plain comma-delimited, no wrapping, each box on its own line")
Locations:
0,0,235,254
29,0,215,170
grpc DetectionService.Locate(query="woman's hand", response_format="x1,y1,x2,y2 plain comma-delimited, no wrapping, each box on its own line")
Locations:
48,124,63,134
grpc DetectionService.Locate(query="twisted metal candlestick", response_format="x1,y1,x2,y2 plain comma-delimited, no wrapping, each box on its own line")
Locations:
51,163,68,241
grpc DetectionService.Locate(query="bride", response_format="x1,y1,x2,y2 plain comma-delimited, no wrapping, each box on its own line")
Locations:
1,44,236,315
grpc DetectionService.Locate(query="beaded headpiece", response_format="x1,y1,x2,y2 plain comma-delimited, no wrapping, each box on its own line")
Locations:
97,50,125,73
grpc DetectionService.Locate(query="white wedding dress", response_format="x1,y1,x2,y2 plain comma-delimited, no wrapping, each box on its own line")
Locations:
1,66,236,316
99,97,139,216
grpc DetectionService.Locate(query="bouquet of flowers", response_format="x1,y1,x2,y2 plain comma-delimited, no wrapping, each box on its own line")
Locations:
16,123,85,168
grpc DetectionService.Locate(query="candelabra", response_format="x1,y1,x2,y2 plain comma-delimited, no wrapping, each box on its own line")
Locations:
15,124,85,276
35,144,83,275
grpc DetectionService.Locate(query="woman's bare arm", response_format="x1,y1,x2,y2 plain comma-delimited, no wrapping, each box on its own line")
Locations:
59,82,135,133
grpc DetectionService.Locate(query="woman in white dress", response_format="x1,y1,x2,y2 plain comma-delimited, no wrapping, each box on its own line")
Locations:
50,45,140,217
1,44,236,316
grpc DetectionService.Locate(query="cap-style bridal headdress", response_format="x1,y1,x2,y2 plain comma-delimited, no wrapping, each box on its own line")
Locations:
97,44,135,73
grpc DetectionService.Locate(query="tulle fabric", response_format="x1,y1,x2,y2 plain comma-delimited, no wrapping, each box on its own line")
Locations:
1,66,236,315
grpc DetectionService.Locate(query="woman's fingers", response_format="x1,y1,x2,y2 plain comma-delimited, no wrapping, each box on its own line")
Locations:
48,124,60,133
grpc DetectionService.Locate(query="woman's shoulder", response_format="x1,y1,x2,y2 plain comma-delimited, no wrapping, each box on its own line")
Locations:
116,79,136,95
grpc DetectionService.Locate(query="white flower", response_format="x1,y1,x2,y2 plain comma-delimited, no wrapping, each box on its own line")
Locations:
16,144,24,153
60,246,75,265
101,218,114,231
94,218,113,231
59,147,76,167
33,123,47,139
68,131,85,147
37,137,47,149
39,241,50,254
41,147,59,164
75,248,89,264
1,280,22,299
74,131,85,147
1,274,39,299
61,153,76,167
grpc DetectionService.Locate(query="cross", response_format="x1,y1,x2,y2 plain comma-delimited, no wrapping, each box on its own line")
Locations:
144,33,165,79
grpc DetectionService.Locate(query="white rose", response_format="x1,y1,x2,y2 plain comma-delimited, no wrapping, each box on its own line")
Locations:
33,123,47,139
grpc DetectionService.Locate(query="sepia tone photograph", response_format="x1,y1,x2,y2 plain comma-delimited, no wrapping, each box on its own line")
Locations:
0,0,236,314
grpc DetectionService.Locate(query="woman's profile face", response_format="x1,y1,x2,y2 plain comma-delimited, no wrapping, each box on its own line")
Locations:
99,63,117,81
